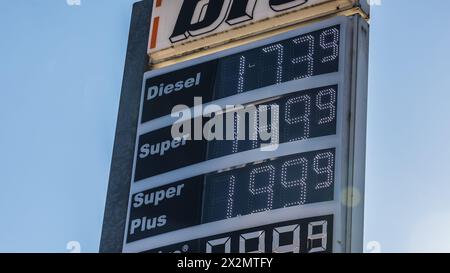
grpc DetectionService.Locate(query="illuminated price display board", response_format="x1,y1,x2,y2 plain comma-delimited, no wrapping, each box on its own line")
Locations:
123,16,369,253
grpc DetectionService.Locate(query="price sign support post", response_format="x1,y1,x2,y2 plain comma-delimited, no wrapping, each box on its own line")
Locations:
345,15,369,253
100,0,154,253
101,0,369,254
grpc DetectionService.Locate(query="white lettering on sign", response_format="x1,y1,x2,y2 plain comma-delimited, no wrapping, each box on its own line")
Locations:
148,0,333,53
133,184,186,208
130,215,167,235
139,134,190,159
146,72,202,101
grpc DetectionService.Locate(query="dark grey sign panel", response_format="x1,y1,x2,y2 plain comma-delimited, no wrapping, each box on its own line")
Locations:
141,61,218,123
127,177,203,243
134,124,206,181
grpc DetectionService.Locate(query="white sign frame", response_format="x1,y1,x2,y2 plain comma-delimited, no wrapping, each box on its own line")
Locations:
123,15,368,253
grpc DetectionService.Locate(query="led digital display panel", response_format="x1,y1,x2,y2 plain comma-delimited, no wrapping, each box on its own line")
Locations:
203,149,335,223
127,177,203,243
207,85,338,159
142,61,218,122
214,26,340,99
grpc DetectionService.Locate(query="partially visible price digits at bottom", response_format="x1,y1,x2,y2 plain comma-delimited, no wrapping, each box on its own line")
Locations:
148,216,333,253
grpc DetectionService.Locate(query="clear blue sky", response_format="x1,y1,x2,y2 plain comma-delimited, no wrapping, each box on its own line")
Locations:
0,0,450,253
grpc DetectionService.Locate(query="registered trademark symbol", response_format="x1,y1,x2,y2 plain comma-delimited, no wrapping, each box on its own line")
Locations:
182,245,189,252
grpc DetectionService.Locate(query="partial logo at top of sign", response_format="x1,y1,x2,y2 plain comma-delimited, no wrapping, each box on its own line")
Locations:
170,0,309,43
149,0,330,52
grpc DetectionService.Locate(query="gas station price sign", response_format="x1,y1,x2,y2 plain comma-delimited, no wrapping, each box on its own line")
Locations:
123,16,368,253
